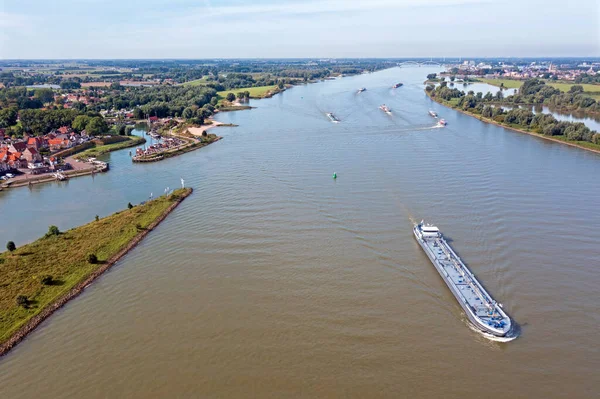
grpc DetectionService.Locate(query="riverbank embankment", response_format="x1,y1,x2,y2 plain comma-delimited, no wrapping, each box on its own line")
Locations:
0,187,193,357
1,136,145,190
426,91,600,155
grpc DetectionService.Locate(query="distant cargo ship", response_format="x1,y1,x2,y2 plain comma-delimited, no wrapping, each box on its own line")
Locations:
392,83,403,88
326,112,340,123
357,87,367,93
414,222,512,337
379,104,392,115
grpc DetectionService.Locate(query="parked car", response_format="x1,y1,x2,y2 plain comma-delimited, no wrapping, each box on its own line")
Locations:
5,173,14,178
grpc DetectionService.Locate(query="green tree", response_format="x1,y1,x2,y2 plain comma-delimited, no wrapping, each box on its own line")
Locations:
46,225,60,237
128,202,133,209
72,115,91,132
34,88,55,104
133,107,144,119
427,73,437,80
86,116,108,135
6,241,16,252
569,85,584,94
182,107,194,119
226,92,236,102
16,295,28,307
0,107,18,128
450,76,455,82
41,275,53,285
60,80,81,89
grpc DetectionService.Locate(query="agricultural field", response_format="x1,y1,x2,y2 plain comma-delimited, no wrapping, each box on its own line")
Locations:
477,78,600,95
216,85,278,100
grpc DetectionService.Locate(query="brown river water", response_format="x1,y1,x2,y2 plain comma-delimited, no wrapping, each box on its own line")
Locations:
0,67,599,398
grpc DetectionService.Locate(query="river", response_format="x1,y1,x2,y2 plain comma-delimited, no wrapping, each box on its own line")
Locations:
1,67,599,398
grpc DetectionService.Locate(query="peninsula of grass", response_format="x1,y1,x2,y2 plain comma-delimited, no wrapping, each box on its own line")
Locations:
74,136,146,160
0,188,192,356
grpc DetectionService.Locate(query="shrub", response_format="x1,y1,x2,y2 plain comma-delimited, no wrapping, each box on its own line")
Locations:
41,275,53,285
45,225,60,238
6,241,16,252
87,253,98,264
16,295,28,307
127,202,133,209
95,215,100,222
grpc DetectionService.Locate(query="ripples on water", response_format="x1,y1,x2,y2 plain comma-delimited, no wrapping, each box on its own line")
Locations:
1,67,599,398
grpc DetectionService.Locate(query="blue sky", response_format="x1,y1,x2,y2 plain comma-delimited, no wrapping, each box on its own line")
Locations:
0,0,598,58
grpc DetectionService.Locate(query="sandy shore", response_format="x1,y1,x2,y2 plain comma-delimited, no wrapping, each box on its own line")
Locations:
184,120,226,137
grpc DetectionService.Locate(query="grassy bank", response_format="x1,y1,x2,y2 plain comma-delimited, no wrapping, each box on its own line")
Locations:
475,78,600,95
217,85,280,104
426,91,600,154
74,136,146,160
0,188,192,351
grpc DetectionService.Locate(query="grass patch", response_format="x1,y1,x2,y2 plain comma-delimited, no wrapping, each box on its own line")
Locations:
475,78,523,89
476,78,600,94
216,85,279,104
0,188,191,345
74,136,145,160
181,76,210,87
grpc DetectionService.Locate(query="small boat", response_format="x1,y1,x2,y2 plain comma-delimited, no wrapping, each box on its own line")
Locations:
392,83,403,88
357,87,367,93
437,119,447,127
326,112,340,123
379,104,392,115
429,110,438,118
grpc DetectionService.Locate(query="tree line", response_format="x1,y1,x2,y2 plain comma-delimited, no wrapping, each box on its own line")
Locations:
428,82,599,145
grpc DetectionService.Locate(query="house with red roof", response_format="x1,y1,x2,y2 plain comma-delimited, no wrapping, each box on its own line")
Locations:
57,126,72,135
8,142,27,153
48,138,71,151
0,149,9,171
27,136,47,150
7,151,26,168
23,147,42,163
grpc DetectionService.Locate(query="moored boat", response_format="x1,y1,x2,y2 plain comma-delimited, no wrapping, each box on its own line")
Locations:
357,87,367,93
413,222,512,337
429,110,438,118
392,83,403,88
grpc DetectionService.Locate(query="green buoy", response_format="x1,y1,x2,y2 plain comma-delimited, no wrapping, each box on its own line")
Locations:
333,172,337,179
